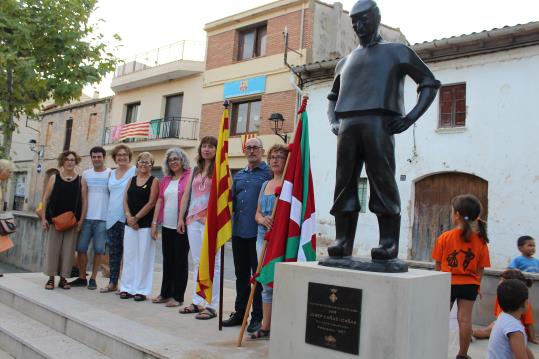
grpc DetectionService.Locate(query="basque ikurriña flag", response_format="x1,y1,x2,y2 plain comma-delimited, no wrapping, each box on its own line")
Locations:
196,107,233,303
257,99,317,287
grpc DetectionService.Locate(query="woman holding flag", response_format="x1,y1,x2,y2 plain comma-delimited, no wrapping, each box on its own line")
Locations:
251,144,289,339
177,136,220,320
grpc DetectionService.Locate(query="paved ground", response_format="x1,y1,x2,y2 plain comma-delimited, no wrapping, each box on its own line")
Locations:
3,246,539,358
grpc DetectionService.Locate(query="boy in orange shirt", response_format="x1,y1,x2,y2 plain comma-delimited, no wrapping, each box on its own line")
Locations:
473,269,538,344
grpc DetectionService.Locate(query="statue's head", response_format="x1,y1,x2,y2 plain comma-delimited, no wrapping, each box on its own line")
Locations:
350,0,381,40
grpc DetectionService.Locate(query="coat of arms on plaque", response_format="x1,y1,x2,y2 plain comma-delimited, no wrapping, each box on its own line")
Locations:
329,288,338,303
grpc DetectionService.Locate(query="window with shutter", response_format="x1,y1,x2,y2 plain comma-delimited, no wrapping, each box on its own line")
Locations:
438,83,466,128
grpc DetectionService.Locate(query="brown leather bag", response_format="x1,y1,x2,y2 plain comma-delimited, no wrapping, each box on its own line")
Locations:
52,211,77,232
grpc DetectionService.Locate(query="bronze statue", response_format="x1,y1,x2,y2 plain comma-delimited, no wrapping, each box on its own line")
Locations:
324,0,440,270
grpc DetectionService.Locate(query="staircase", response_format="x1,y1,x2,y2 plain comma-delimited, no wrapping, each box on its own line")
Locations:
0,274,215,359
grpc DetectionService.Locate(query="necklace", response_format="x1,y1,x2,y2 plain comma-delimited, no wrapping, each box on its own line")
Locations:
63,172,76,181
198,174,207,191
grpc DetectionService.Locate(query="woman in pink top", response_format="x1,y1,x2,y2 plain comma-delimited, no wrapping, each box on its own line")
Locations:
178,136,219,320
151,148,191,307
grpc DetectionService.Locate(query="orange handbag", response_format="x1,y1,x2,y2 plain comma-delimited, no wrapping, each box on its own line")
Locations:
52,211,77,232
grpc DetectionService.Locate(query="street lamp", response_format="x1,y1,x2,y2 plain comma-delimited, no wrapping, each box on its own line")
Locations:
28,139,44,158
268,113,287,143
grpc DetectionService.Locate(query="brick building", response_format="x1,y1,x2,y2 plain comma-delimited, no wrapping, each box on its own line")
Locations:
202,0,405,169
31,97,112,208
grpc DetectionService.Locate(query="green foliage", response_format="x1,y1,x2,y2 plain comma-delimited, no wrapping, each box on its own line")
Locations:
0,0,120,154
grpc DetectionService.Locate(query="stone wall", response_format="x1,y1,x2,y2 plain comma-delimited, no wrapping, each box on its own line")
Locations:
408,261,539,331
0,211,44,272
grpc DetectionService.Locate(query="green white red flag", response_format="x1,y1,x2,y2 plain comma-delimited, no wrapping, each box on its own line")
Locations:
257,98,317,287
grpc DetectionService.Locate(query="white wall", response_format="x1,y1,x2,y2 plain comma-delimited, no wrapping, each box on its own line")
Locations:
109,74,203,126
307,44,539,268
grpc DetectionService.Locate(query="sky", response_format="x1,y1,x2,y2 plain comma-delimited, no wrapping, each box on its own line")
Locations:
86,0,539,96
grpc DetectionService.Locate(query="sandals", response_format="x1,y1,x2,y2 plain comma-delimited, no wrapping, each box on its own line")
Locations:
119,291,133,299
45,278,54,290
249,329,270,340
179,303,203,314
195,308,217,320
152,296,169,304
133,294,146,302
99,284,117,293
58,278,70,290
165,300,182,307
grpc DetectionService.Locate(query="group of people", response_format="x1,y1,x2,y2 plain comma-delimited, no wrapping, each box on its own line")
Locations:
4,136,537,352
433,194,538,359
38,136,286,339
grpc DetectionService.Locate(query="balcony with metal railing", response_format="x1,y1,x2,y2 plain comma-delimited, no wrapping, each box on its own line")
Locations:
103,117,199,150
111,40,206,92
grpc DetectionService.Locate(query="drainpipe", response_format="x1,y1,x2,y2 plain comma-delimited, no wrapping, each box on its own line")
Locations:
101,98,111,146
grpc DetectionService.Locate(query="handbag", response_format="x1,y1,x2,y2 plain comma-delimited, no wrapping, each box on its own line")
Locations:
51,176,81,232
52,211,77,232
0,218,16,235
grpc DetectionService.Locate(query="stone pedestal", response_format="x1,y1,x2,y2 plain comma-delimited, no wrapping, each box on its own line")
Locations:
269,262,450,359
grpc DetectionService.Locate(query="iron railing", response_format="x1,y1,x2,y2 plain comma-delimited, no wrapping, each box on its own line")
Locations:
103,117,199,145
114,40,206,78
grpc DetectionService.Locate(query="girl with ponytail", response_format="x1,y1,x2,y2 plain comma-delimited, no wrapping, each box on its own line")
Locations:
432,194,491,359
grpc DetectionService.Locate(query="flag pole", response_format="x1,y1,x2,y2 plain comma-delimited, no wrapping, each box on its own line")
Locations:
236,150,292,347
219,99,230,331
219,245,224,331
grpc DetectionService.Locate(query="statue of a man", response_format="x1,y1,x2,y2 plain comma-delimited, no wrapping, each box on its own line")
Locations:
327,0,440,260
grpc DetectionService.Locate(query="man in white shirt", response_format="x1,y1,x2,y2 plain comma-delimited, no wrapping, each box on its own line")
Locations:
70,147,111,290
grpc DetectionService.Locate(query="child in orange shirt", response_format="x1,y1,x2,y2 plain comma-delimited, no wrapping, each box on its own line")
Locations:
433,194,490,359
473,269,538,343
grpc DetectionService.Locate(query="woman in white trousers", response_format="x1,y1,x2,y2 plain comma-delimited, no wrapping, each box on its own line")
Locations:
177,136,220,320
120,152,159,301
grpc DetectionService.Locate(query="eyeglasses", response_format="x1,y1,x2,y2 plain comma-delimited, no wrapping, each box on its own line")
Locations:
116,153,129,157
245,146,261,152
269,155,286,161
138,160,152,166
167,157,180,163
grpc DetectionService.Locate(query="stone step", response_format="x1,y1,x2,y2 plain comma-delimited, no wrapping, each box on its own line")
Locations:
0,275,201,359
0,302,110,359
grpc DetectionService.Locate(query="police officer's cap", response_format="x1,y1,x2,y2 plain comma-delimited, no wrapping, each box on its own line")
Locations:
350,0,378,17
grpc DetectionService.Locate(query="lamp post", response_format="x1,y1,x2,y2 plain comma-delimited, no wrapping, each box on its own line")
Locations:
28,139,44,159
268,112,287,143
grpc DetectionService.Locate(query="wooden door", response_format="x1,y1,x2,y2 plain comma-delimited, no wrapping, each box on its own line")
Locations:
411,172,488,261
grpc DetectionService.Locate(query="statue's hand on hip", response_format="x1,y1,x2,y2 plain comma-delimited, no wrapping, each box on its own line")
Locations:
388,116,414,134
330,121,340,136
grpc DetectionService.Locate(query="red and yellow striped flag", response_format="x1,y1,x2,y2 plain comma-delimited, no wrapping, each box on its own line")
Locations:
196,106,233,303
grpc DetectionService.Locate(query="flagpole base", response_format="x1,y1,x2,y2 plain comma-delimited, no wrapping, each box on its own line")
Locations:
318,256,408,273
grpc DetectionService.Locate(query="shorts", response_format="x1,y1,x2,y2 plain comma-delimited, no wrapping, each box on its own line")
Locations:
77,219,107,254
450,284,479,302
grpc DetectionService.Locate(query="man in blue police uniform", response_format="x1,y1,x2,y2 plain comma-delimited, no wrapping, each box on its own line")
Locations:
223,137,272,332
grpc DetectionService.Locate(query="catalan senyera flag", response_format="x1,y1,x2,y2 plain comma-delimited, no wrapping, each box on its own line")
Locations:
118,122,150,140
196,107,233,303
257,99,317,287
